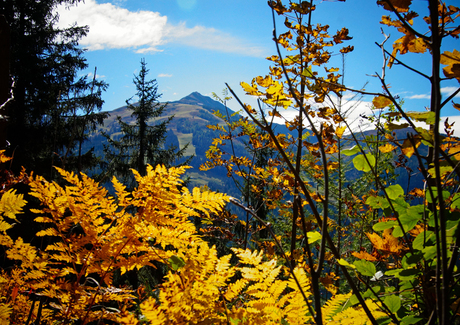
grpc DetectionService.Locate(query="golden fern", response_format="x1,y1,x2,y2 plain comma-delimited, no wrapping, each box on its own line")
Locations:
321,292,352,322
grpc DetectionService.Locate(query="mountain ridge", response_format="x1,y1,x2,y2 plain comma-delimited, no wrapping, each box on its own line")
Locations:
90,91,423,197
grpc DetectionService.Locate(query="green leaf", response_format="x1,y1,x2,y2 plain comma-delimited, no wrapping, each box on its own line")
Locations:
385,269,401,277
406,111,436,125
427,166,453,178
385,122,410,130
399,205,423,227
415,127,434,143
168,255,186,271
338,258,356,269
451,193,460,210
422,245,437,261
384,295,401,313
302,67,314,78
353,153,376,172
373,220,398,231
376,318,393,325
398,268,421,281
402,252,423,268
392,197,410,214
363,285,384,298
401,315,424,325
366,196,390,210
392,226,404,238
342,145,360,156
446,211,460,239
347,294,360,307
386,184,404,200
353,260,376,277
413,231,434,251
426,187,450,204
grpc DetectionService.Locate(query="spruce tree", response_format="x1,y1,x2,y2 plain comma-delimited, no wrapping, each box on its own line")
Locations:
103,59,188,187
1,0,106,177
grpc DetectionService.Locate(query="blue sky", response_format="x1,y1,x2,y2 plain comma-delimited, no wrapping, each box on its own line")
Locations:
55,0,460,133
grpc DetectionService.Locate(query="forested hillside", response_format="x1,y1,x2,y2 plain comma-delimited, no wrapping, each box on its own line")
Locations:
90,91,426,197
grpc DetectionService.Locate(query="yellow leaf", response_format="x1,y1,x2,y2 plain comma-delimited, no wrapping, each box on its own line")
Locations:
240,81,261,96
401,137,421,158
377,0,412,13
373,95,392,109
336,125,346,139
367,228,404,255
408,37,429,54
448,143,460,160
255,75,273,88
440,49,460,81
0,150,11,164
379,143,397,153
0,189,27,221
453,102,460,112
352,250,378,262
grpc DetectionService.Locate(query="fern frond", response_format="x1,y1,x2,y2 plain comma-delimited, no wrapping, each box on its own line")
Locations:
329,299,393,325
321,292,352,321
0,189,26,220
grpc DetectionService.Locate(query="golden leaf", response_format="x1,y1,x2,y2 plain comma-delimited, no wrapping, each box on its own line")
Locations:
340,45,354,54
352,250,379,262
241,81,261,96
448,143,460,160
333,27,353,44
379,143,397,153
336,125,346,139
377,0,412,13
320,272,338,295
256,75,273,88
373,95,392,109
440,49,460,81
401,137,421,158
0,150,11,164
453,102,460,112
409,37,429,53
367,229,404,255
0,189,27,221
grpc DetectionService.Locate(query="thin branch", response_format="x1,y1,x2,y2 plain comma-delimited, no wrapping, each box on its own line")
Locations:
441,87,460,109
378,43,431,80
381,0,430,42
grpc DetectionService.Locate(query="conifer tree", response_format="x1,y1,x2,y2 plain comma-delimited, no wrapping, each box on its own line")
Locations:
103,59,188,187
1,0,106,178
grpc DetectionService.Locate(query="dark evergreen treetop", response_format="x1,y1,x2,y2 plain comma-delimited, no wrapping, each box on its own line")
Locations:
102,59,189,187
1,0,106,178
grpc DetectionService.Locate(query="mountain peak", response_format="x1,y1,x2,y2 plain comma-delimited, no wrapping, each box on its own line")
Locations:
173,91,234,116
177,92,216,106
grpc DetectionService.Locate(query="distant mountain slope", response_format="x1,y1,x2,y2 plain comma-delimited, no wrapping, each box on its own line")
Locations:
87,91,425,200
87,92,246,197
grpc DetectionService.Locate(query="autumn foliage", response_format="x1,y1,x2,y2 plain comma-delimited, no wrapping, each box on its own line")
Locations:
1,0,460,324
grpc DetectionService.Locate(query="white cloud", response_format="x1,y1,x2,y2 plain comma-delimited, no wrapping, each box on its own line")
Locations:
254,93,377,134
406,86,460,100
442,86,460,98
55,0,267,56
165,23,267,57
158,73,172,78
407,93,431,99
56,0,167,52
